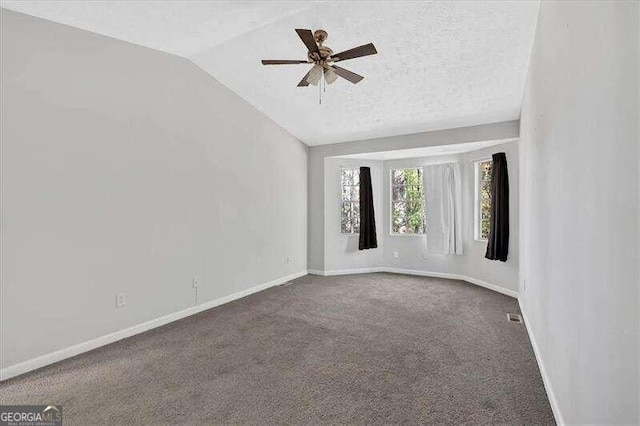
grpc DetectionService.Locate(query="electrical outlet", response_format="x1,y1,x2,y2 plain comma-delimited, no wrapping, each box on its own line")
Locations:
192,277,199,288
393,251,399,259
286,256,292,263
116,293,126,308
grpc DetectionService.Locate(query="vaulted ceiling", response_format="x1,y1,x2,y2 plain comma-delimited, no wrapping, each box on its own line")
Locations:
2,1,540,145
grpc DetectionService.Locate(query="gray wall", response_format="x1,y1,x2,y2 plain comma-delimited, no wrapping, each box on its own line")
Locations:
519,1,639,423
382,154,466,274
1,10,308,369
461,142,519,290
308,121,520,271
383,140,519,292
322,158,384,273
313,139,519,293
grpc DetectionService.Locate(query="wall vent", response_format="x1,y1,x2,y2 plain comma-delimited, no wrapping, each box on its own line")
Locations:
507,313,523,323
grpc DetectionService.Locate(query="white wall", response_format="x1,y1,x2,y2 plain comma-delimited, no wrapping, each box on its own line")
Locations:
383,141,519,292
1,10,307,370
519,1,639,424
322,158,383,273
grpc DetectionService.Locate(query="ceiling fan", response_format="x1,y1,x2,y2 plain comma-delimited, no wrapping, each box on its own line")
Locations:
261,29,377,89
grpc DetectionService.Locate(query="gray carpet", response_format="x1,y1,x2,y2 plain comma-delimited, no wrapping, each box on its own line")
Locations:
0,273,554,424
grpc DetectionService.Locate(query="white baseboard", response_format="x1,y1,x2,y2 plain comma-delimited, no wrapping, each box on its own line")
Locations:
309,267,385,276
0,270,308,382
518,298,564,425
461,275,518,298
310,266,518,298
0,268,516,381
385,268,518,298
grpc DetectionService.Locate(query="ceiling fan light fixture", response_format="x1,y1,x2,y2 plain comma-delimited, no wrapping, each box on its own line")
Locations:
324,67,338,84
306,64,323,86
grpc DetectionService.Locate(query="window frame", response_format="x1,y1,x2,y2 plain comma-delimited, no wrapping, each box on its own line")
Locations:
389,167,426,236
474,158,493,242
340,167,360,236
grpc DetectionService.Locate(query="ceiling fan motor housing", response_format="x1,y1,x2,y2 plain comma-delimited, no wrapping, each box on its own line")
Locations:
308,45,334,63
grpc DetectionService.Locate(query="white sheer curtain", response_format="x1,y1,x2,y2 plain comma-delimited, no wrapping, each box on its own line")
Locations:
423,163,463,255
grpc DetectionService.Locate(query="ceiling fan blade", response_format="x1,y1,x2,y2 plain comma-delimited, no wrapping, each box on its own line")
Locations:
261,60,309,65
297,68,313,87
330,65,364,84
295,29,319,54
331,43,377,62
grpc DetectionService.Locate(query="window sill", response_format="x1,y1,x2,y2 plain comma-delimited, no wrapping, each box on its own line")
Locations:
389,233,425,237
475,238,488,243
341,233,359,237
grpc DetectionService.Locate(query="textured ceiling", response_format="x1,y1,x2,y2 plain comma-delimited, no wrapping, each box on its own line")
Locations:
2,1,540,146
1,1,312,56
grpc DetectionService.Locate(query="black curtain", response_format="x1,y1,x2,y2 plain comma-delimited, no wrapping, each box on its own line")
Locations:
359,167,378,250
485,153,509,262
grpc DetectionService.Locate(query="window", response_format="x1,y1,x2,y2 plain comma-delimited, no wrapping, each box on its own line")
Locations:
391,168,425,234
475,159,493,240
341,168,360,234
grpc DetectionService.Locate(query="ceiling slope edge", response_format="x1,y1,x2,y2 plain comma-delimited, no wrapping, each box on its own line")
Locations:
187,58,309,148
